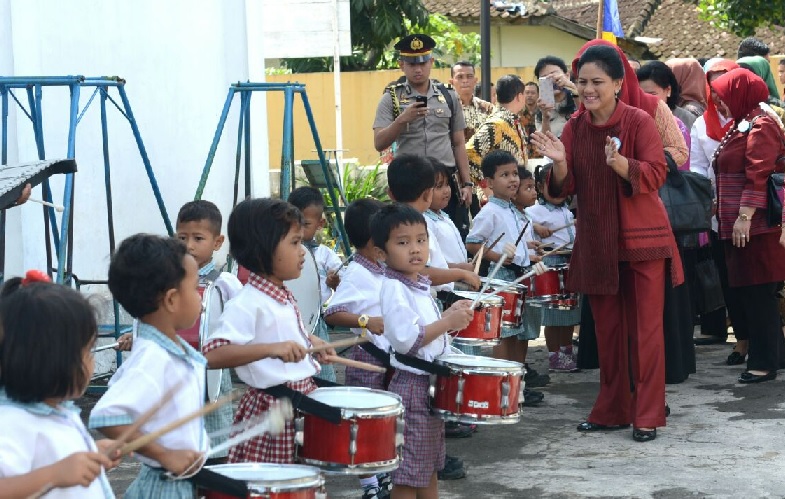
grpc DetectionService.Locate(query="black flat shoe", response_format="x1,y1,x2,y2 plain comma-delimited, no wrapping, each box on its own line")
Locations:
521,388,545,407
665,403,671,417
738,371,777,384
632,428,657,442
576,421,631,432
726,351,747,366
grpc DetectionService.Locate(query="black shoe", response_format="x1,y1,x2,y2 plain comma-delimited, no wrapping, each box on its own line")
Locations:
524,365,550,387
738,371,777,384
694,336,727,345
438,457,466,480
445,422,473,438
521,388,544,406
726,351,747,365
665,403,671,417
632,428,657,442
444,454,464,469
576,421,630,432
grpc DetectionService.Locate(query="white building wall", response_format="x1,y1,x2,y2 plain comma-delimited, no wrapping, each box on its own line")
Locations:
2,0,270,282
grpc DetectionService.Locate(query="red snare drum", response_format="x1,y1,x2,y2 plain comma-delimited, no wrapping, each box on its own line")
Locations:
200,463,325,499
482,278,527,327
431,355,524,424
295,387,404,474
526,264,578,309
451,291,503,346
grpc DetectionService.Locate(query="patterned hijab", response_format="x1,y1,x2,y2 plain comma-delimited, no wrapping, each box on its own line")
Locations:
571,39,659,119
703,59,739,141
710,68,769,121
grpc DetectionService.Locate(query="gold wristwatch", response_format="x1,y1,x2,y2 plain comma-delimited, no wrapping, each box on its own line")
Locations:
358,314,369,328
738,213,751,221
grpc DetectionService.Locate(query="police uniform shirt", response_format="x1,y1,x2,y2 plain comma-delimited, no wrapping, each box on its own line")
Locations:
373,80,466,167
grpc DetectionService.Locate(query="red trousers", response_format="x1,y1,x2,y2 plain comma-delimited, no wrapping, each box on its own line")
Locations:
587,259,667,428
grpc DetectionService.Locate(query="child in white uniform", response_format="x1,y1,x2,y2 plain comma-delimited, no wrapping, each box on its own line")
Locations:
374,203,473,499
324,198,391,499
288,186,343,383
90,235,207,498
527,163,580,372
203,198,335,464
0,271,120,498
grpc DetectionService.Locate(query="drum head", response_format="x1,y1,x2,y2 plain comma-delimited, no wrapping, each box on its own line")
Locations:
308,387,403,416
436,354,523,372
207,463,323,492
285,247,322,334
453,290,503,306
482,277,527,292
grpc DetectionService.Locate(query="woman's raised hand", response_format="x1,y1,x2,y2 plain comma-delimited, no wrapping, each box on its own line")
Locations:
530,131,565,163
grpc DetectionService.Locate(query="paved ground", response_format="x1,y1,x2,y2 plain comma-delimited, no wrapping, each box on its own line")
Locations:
83,333,785,498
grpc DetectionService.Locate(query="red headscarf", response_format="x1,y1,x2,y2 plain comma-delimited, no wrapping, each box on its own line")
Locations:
572,39,659,119
710,68,769,122
703,59,739,141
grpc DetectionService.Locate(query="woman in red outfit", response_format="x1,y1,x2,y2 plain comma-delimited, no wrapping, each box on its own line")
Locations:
710,68,785,383
531,45,682,442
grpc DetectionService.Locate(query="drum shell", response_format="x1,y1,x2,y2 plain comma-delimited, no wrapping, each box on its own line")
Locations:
451,291,503,345
295,387,404,474
199,463,325,499
481,278,526,327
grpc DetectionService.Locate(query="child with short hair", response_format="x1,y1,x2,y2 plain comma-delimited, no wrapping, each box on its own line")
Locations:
466,151,546,407
527,163,580,372
175,200,244,463
0,272,120,498
372,203,474,499
324,198,391,499
288,186,343,383
203,198,335,464
89,234,208,498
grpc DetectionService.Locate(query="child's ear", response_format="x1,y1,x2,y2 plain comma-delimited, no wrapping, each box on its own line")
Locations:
387,188,396,201
422,188,434,206
317,217,326,230
213,234,225,251
162,287,179,314
374,246,387,263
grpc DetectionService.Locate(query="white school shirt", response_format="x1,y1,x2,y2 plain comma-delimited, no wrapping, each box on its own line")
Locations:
689,116,721,232
525,202,575,248
426,223,453,292
200,265,244,343
425,209,468,265
0,391,114,499
89,323,208,468
309,243,343,304
381,269,450,375
324,254,391,352
210,278,319,389
466,197,532,267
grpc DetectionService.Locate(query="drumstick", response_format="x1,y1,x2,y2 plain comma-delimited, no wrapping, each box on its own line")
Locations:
469,233,505,265
119,391,239,456
206,400,292,458
477,268,540,302
306,335,369,354
514,220,530,247
473,245,485,274
26,198,64,212
470,254,508,309
323,354,387,373
548,221,575,233
92,342,120,353
540,242,569,258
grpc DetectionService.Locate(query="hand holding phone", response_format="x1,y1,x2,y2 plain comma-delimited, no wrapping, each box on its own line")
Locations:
538,76,555,108
415,95,428,108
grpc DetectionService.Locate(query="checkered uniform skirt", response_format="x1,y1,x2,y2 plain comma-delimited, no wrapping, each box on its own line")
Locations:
123,464,195,499
345,345,388,390
227,378,317,464
388,370,445,488
540,254,581,327
204,368,234,458
495,266,542,340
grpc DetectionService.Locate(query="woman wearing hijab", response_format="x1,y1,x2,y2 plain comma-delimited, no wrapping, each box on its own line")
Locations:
711,68,785,383
531,45,682,442
666,58,708,130
690,59,742,353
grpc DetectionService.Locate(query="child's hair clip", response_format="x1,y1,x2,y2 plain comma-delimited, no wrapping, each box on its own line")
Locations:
21,269,51,286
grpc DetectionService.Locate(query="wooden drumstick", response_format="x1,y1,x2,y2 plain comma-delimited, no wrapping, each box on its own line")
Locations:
478,268,540,302
547,221,575,233
120,391,239,456
471,253,508,308
323,354,387,373
514,220,530,247
470,233,505,265
92,342,120,353
473,245,485,274
540,242,569,258
306,335,369,354
26,198,64,212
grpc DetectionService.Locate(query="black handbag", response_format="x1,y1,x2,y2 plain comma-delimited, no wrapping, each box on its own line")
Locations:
693,246,725,314
766,172,785,227
659,151,713,234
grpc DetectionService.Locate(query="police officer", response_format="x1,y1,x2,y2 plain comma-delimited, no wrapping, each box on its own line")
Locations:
373,34,473,238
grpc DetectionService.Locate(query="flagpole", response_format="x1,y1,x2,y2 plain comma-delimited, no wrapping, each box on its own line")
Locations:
596,0,604,39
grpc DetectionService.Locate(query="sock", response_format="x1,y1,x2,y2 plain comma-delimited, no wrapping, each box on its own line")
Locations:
360,477,379,489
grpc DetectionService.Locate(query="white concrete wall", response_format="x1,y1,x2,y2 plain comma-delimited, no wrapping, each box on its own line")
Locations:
2,0,270,284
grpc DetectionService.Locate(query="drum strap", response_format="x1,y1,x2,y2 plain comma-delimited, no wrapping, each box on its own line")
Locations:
505,262,526,277
263,384,342,424
435,290,464,309
394,353,452,377
359,342,392,368
184,467,249,498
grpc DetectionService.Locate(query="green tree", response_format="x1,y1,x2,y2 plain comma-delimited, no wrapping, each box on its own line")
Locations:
284,0,428,72
381,14,482,69
698,0,785,37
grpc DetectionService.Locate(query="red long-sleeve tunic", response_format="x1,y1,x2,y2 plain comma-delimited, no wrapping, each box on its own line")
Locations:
549,100,684,295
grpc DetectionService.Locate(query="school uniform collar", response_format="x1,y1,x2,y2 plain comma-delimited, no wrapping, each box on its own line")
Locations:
541,200,566,212
354,253,384,276
424,209,442,221
137,322,207,366
384,267,431,291
303,239,320,251
0,388,80,417
199,260,216,277
489,196,516,210
248,271,295,306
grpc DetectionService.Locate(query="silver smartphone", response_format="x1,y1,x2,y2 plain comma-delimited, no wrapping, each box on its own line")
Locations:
538,76,555,107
